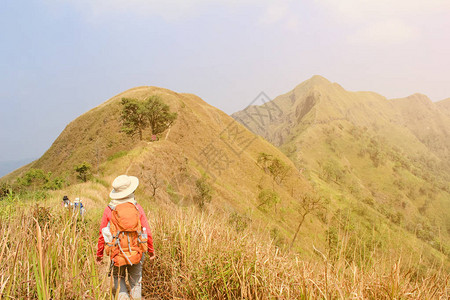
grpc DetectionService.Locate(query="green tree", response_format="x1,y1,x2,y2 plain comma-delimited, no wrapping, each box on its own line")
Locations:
17,169,48,189
268,158,291,184
320,159,344,183
121,98,149,140
145,95,178,135
120,95,177,140
74,162,92,182
16,169,65,191
257,189,280,211
44,176,65,190
257,153,291,185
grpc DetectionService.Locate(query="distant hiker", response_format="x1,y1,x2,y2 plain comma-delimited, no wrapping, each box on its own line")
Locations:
73,197,86,218
96,175,155,300
62,195,71,208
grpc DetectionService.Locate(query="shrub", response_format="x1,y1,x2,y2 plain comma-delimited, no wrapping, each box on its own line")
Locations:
193,175,213,209
16,169,65,191
267,158,291,184
74,162,92,182
257,189,280,211
166,183,180,204
0,183,13,199
17,169,48,188
44,176,65,190
320,159,345,183
257,152,273,171
362,197,374,206
270,226,286,248
228,212,251,233
257,153,291,184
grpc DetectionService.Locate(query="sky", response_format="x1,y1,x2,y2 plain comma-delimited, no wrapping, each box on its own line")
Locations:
1,0,449,166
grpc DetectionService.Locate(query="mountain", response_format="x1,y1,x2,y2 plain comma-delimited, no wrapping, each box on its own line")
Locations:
390,94,450,165
233,76,438,153
233,75,450,172
437,97,450,116
2,86,324,251
4,81,450,263
2,82,449,298
233,75,450,267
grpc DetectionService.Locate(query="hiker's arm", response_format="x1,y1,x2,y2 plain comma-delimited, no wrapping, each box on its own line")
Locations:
96,207,111,259
137,205,155,257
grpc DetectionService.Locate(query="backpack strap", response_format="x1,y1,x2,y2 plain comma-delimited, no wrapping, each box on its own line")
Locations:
117,239,133,265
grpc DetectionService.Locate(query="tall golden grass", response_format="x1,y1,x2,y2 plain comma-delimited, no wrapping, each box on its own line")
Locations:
0,204,104,299
143,205,449,299
0,197,448,299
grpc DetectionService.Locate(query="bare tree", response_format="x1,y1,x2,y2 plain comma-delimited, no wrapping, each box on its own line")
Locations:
290,192,327,249
141,164,161,198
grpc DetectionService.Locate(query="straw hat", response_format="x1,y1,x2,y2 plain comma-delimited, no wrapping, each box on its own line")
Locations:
109,175,139,199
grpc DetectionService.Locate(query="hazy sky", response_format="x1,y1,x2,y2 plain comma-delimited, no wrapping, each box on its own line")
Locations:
1,0,449,163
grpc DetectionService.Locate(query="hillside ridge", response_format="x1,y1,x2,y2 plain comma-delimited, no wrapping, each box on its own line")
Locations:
2,80,449,296
233,76,450,274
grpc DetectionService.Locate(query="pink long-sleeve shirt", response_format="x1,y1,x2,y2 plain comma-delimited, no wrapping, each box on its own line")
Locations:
96,204,154,258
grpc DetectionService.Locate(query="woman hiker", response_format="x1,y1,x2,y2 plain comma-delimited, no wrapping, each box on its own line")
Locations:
62,195,71,208
96,175,155,299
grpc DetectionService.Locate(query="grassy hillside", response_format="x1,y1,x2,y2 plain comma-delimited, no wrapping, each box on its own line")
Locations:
1,86,317,254
391,94,450,170
1,83,449,298
233,76,450,274
437,97,450,115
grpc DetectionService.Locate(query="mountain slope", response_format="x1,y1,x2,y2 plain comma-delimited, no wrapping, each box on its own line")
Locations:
233,76,433,155
391,94,450,169
2,86,326,252
233,75,450,267
2,82,449,290
437,97,450,116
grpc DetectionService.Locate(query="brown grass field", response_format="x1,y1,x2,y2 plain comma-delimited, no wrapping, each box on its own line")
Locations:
0,185,448,299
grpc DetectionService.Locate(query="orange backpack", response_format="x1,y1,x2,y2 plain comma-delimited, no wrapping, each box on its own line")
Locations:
105,202,148,266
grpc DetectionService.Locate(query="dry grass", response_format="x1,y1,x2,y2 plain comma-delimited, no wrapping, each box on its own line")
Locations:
1,194,448,299
0,206,106,299
143,205,449,299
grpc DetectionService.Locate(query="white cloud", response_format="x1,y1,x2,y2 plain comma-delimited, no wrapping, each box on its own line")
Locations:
348,19,419,45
